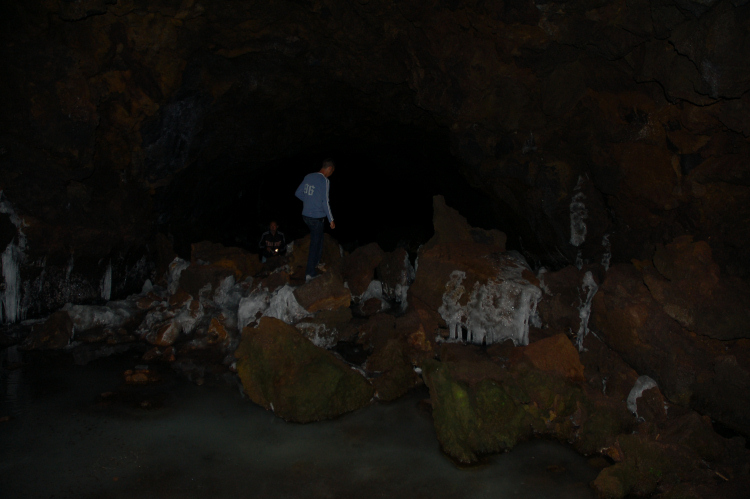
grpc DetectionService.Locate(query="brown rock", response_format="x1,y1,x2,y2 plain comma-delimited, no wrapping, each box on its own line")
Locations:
287,233,344,277
360,297,386,316
207,317,228,345
635,386,667,424
258,271,290,293
645,236,750,340
168,289,192,308
293,272,351,313
146,321,179,347
425,195,506,250
519,333,585,382
343,242,385,298
23,311,73,350
294,307,354,348
191,240,262,280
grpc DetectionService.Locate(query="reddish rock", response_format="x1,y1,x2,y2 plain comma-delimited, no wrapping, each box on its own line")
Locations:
644,236,750,341
124,367,160,385
191,241,262,280
167,289,192,308
635,386,667,424
294,308,354,348
343,242,385,298
292,272,351,313
257,270,290,293
287,233,343,277
519,333,584,382
137,292,163,310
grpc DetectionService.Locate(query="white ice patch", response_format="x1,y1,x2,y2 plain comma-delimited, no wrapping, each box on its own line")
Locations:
575,271,598,352
575,250,583,270
167,257,190,295
237,288,271,330
174,304,202,335
569,177,588,247
438,255,542,346
536,267,552,295
263,285,311,324
601,234,611,272
141,279,154,295
63,300,139,333
296,322,335,349
214,276,243,310
100,260,112,301
627,375,658,417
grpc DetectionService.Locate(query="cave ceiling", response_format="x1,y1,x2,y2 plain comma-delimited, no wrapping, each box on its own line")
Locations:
0,0,749,274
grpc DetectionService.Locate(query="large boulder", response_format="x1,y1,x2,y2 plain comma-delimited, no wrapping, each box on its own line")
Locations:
591,263,750,436
293,271,351,313
287,233,344,277
234,317,374,423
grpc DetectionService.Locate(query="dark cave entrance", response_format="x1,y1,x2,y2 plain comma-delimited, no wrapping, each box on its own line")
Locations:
159,131,519,260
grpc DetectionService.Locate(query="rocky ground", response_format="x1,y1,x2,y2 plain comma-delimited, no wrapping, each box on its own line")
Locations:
5,196,750,499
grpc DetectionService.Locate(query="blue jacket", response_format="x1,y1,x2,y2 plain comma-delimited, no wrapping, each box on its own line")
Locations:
295,172,334,222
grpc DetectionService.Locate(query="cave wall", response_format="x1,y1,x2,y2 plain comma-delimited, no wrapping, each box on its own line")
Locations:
1,0,749,319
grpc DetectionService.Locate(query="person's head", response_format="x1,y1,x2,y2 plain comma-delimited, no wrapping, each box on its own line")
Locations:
320,158,335,177
269,220,278,233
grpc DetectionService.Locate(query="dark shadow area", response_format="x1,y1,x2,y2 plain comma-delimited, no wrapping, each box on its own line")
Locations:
158,130,517,259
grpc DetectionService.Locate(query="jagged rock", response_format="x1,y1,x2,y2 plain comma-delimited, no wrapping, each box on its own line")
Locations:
287,234,344,278
643,236,750,340
343,242,385,299
536,265,603,335
426,195,506,250
191,241,262,281
234,317,374,423
23,311,73,350
591,263,750,436
292,272,351,313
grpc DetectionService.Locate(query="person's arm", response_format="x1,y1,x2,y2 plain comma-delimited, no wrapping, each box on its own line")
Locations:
295,179,305,201
324,177,334,227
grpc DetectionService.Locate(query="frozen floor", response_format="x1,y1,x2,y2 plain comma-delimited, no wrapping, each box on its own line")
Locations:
0,352,599,499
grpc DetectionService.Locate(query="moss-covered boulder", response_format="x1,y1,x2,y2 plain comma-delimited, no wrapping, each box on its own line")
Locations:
235,317,374,422
422,358,589,463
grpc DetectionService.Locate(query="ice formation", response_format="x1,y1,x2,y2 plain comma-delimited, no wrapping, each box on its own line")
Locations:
167,257,190,295
65,254,74,281
438,254,542,346
536,268,552,295
264,285,310,324
63,300,140,333
601,234,611,271
237,288,271,330
569,177,588,247
100,260,112,301
295,322,335,349
0,192,27,324
627,375,658,417
575,271,598,351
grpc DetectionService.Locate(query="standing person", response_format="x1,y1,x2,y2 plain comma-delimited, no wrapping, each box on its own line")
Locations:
295,159,335,280
258,220,286,262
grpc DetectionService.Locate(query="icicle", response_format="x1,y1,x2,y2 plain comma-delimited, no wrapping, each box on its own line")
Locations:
100,260,112,301
575,271,598,351
569,176,588,247
0,192,27,324
167,258,190,295
66,253,75,281
601,234,611,271
438,254,542,346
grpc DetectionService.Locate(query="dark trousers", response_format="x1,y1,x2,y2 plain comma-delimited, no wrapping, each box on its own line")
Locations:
303,216,325,277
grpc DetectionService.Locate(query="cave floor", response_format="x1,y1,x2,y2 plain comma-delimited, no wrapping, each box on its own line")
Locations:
0,351,598,499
